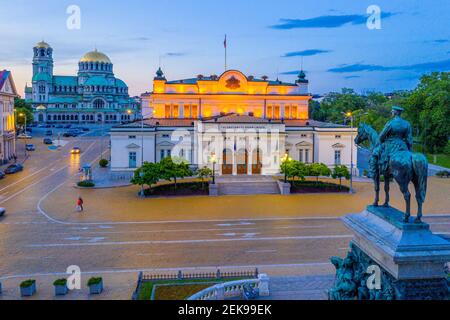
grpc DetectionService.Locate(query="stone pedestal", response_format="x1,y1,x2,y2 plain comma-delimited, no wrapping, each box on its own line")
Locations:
209,183,219,196
330,206,450,300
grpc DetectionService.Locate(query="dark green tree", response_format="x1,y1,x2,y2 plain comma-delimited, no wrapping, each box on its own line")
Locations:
332,165,351,189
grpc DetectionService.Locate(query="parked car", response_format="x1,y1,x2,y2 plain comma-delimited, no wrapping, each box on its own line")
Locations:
43,138,53,145
71,147,81,155
45,124,52,128
64,124,72,129
26,144,36,151
25,127,32,133
17,134,32,139
46,130,53,136
5,164,24,174
81,127,90,132
56,125,64,129
0,171,5,179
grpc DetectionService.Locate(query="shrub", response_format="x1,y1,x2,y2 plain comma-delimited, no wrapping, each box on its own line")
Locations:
77,181,95,188
20,279,36,288
87,277,103,286
436,170,450,178
332,165,351,189
53,279,67,286
99,159,109,168
363,169,369,177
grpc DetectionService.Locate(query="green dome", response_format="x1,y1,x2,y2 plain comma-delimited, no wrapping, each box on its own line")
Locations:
115,78,128,88
32,73,52,82
84,76,110,86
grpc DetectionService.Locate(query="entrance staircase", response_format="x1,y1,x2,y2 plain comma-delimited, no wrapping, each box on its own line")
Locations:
216,175,280,196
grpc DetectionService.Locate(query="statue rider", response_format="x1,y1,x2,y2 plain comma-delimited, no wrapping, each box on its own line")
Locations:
369,106,413,184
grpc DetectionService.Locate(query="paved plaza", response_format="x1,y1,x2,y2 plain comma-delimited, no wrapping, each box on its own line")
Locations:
0,134,449,299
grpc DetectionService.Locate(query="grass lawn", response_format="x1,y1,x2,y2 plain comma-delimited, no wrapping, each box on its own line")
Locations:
427,154,450,169
138,278,246,300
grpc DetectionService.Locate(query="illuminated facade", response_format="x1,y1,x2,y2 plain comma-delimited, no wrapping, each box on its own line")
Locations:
0,70,17,164
110,69,357,177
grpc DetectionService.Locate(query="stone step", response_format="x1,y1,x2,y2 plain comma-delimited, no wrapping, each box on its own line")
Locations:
218,181,280,195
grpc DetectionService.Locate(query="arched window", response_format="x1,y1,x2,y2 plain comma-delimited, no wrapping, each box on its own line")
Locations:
93,99,105,109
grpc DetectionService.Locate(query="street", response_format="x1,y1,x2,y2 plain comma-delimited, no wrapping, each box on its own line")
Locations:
0,134,449,298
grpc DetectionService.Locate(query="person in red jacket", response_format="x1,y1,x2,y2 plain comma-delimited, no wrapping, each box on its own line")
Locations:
77,197,84,212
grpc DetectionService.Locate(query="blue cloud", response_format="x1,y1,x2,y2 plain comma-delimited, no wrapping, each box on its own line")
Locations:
270,12,395,29
165,52,187,57
327,59,450,73
344,75,361,79
282,49,331,57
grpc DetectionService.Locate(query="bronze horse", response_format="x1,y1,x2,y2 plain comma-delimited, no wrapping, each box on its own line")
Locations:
355,124,428,223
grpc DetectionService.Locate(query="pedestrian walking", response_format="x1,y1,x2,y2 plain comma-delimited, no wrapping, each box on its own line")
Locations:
76,197,84,212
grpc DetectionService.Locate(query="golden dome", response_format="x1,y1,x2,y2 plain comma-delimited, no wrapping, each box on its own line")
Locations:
80,50,111,63
36,105,47,111
36,41,50,48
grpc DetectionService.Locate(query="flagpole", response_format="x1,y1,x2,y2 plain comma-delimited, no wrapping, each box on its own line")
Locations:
224,34,227,71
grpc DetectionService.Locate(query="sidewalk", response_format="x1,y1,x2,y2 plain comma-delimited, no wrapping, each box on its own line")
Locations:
0,264,335,300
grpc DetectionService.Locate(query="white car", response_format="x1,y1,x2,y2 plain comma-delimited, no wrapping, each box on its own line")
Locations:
18,134,32,139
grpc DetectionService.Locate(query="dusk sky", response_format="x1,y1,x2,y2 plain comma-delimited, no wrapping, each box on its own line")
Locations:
1,0,449,97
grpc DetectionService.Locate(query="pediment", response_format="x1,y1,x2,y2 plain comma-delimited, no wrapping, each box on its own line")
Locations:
296,141,312,147
332,143,346,149
157,141,175,147
126,143,141,149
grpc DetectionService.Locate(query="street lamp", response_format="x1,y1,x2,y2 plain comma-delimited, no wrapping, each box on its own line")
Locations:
344,111,354,194
18,113,27,158
209,153,217,184
281,153,291,184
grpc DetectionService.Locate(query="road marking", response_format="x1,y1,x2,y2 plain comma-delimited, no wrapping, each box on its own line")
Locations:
246,249,277,254
28,234,353,248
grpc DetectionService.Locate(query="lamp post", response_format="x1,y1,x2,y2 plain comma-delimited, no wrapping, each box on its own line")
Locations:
19,113,27,158
345,112,354,194
281,153,291,184
210,153,217,184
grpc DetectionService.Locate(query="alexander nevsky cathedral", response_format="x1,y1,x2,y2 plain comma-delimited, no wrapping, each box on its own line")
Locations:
26,41,138,124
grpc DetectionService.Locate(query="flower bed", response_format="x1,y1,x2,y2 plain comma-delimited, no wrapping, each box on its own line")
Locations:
289,180,350,193
144,182,209,197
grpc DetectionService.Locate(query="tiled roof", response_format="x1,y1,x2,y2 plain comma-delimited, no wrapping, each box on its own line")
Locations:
204,113,281,124
53,76,78,86
0,70,10,91
284,119,348,128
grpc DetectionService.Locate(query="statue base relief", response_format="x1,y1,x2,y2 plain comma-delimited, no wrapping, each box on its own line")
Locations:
329,206,450,300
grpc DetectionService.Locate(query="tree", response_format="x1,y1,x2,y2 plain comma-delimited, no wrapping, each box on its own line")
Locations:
290,160,308,182
307,163,331,183
131,162,161,193
159,157,193,191
197,167,213,190
332,165,351,189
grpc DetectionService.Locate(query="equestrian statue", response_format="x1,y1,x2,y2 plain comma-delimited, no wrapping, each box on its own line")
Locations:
354,106,428,223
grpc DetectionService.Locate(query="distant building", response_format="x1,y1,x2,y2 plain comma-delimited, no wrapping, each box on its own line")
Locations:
110,68,357,178
30,41,138,124
0,70,17,163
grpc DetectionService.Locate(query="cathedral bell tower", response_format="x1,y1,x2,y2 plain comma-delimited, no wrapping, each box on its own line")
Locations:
32,41,54,103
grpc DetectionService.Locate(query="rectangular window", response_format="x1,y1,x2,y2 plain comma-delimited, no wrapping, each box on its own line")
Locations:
299,149,304,163
167,149,172,157
335,135,342,139
184,105,191,118
334,150,341,165
172,105,179,118
160,149,165,160
284,105,290,119
267,106,273,119
192,105,198,119
128,136,136,139
129,152,137,168
165,105,171,118
274,106,280,119
292,106,298,119
305,149,310,163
